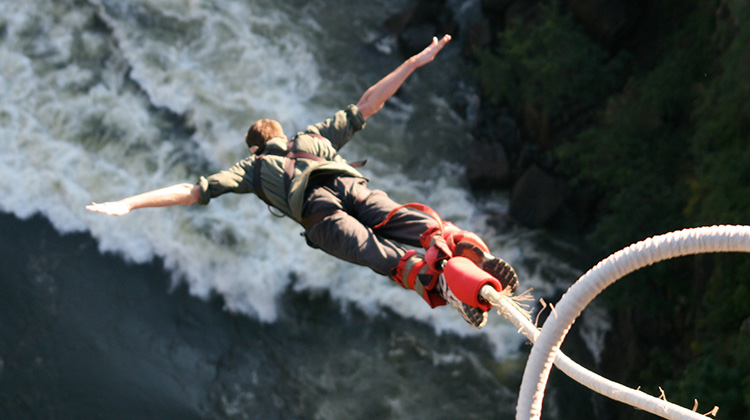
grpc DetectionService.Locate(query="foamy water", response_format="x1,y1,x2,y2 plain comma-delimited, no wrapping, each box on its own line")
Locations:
0,0,591,359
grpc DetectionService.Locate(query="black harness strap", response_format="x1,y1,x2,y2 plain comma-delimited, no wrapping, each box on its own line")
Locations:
253,155,268,204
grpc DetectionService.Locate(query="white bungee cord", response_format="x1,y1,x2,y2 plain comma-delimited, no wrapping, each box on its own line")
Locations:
481,225,750,420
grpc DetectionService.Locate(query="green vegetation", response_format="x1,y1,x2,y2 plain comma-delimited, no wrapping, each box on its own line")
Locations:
478,0,750,417
477,1,626,146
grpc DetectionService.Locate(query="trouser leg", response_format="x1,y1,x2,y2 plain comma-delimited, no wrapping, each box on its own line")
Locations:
348,182,449,307
303,177,417,275
302,176,491,308
304,205,406,275
352,186,437,247
346,180,491,271
303,178,446,306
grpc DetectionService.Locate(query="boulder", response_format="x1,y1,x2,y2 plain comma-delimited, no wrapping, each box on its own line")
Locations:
741,316,750,336
464,16,492,56
566,0,632,43
385,0,459,56
510,164,566,227
505,0,540,28
466,141,512,190
399,22,440,56
481,0,514,15
384,1,423,35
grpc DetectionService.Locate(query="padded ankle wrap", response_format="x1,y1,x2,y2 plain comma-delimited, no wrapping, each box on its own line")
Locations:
391,250,446,308
420,222,490,270
442,257,501,312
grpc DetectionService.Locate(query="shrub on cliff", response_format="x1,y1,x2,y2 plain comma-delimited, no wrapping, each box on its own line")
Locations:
478,0,750,417
477,1,625,147
559,0,750,416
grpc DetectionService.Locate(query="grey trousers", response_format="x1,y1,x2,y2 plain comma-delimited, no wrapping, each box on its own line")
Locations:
302,176,436,276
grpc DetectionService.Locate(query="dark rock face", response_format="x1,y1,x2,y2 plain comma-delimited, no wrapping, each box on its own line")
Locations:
510,164,566,227
384,0,636,230
566,0,633,44
466,140,512,190
384,0,457,56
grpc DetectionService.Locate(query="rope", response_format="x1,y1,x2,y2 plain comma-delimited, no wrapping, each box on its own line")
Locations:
482,286,714,420
482,225,750,420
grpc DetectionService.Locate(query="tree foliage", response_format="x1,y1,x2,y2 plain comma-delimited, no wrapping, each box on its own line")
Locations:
477,1,625,143
478,0,750,417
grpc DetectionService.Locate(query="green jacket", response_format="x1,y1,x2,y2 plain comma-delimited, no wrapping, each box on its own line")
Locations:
196,104,366,223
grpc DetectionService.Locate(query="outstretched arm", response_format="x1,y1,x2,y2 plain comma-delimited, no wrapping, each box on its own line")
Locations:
86,183,201,216
356,34,451,120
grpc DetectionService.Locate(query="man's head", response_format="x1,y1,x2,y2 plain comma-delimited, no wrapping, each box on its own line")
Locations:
245,119,285,154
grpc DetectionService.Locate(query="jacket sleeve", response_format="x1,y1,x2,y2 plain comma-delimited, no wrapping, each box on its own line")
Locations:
303,104,366,150
196,158,255,205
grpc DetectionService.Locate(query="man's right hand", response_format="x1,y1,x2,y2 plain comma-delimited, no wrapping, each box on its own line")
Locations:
86,201,131,216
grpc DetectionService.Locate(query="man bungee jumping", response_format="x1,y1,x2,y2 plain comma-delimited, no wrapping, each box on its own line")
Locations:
86,35,518,328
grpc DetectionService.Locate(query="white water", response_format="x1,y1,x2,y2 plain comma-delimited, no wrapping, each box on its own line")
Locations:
0,0,591,359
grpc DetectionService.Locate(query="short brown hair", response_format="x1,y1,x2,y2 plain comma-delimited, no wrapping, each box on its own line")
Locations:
245,119,285,151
